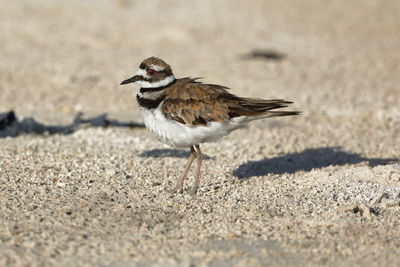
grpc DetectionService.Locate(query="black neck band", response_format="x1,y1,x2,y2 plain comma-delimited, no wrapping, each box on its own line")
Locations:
139,79,176,93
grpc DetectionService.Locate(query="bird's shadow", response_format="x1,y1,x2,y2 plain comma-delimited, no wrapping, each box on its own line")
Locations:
139,149,213,160
0,111,144,138
233,147,398,178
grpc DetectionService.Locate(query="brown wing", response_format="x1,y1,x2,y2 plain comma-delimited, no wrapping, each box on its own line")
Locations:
162,78,299,126
162,78,230,125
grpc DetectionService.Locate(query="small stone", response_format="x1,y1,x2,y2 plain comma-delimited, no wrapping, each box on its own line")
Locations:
106,168,116,177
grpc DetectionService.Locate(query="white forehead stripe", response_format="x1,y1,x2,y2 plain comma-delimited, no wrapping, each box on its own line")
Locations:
136,75,175,88
135,68,149,79
150,64,165,72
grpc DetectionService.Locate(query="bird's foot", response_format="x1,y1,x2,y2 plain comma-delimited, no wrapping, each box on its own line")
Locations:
187,186,198,196
168,185,183,194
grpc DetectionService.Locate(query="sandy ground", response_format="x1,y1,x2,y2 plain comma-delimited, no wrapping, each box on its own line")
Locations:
1,0,400,266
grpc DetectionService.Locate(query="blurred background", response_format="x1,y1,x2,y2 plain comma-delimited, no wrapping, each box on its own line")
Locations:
1,0,399,125
1,1,399,265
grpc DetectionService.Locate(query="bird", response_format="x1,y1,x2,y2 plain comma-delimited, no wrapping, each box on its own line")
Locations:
120,57,300,195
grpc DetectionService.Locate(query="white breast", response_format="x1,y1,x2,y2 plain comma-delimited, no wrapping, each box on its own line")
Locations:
140,102,248,148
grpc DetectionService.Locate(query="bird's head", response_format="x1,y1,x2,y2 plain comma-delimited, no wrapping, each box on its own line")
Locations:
120,57,175,88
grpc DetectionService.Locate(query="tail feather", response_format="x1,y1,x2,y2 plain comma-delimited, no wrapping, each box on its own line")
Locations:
247,110,301,121
262,110,301,117
228,97,300,119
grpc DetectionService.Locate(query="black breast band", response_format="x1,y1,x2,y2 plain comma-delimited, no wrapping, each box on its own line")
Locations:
136,95,165,109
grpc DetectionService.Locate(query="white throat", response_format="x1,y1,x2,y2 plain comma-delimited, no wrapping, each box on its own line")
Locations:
136,75,176,88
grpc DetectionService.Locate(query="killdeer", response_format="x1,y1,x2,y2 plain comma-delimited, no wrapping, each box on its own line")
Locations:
120,57,300,195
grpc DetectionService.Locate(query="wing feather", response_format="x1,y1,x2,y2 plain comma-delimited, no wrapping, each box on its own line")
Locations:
162,78,299,126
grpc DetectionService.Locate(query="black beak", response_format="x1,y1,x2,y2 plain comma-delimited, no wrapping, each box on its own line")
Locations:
120,75,142,85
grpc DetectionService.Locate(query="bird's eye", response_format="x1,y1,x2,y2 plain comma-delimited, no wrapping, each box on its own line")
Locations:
146,69,157,76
